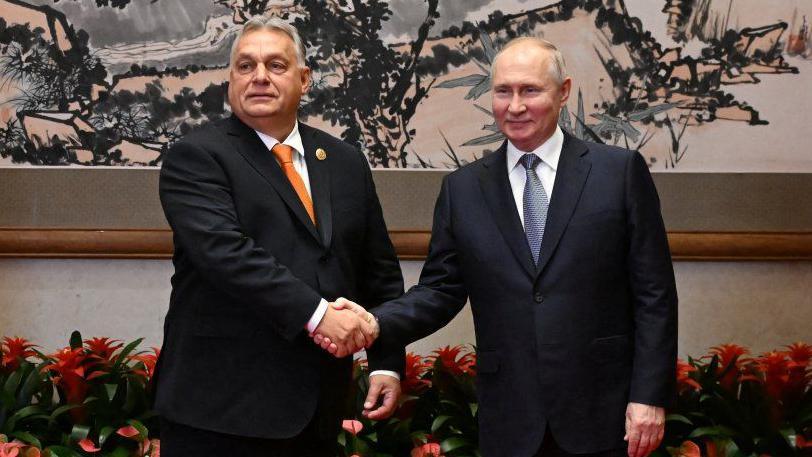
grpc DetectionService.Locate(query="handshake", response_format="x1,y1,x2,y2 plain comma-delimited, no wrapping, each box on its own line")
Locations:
310,298,377,358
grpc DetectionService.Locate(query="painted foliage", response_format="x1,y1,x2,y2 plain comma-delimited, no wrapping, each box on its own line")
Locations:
0,0,810,170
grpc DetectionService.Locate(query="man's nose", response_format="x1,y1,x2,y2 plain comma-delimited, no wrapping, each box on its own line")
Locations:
252,64,271,84
508,94,525,113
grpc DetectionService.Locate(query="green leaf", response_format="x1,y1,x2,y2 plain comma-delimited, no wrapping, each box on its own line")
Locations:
112,338,144,371
5,405,44,431
104,383,118,403
688,425,737,438
98,425,115,446
108,446,132,457
69,331,83,350
70,424,91,441
665,414,693,425
126,418,149,440
469,402,478,417
10,431,41,448
431,415,452,433
49,404,80,423
46,445,83,457
3,369,23,397
440,436,470,453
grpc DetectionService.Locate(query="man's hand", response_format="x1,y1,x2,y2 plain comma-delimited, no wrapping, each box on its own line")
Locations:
624,402,665,457
310,298,376,357
363,374,401,420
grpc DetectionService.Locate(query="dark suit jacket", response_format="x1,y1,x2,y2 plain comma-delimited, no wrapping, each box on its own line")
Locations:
155,115,404,439
371,134,677,457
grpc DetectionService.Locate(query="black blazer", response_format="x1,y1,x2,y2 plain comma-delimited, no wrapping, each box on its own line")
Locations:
371,134,677,456
155,115,404,439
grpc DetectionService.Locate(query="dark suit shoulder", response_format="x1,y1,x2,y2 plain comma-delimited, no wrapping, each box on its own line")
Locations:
299,123,359,155
171,118,231,149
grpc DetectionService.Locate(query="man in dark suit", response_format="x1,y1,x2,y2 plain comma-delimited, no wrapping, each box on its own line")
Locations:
325,37,678,457
155,16,404,456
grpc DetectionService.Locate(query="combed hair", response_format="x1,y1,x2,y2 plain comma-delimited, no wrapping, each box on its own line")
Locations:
490,36,568,85
229,16,307,68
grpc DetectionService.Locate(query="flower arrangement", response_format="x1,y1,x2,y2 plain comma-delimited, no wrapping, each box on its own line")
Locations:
339,343,811,457
2,332,808,457
0,332,159,456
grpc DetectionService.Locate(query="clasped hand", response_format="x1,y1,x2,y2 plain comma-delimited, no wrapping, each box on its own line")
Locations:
310,297,378,358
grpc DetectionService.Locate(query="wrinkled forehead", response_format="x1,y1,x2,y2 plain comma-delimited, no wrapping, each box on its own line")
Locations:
231,29,298,64
492,48,555,84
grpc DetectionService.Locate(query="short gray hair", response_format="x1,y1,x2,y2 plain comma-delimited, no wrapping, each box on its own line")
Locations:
490,36,568,85
229,16,307,68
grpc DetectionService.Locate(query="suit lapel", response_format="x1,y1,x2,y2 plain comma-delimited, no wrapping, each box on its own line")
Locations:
479,143,536,278
225,115,321,243
535,133,591,277
300,124,333,248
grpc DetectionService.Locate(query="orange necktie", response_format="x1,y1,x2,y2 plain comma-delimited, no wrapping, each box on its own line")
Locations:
271,143,315,224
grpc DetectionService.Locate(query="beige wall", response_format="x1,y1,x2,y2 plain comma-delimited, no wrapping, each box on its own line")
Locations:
0,259,809,359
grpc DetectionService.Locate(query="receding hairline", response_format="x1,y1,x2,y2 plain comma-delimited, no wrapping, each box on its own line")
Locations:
229,16,307,68
490,36,567,85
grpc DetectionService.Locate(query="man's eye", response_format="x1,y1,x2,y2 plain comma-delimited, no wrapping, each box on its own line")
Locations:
238,62,253,73
270,62,286,72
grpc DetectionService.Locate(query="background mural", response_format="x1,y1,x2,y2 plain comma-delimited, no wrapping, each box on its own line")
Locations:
0,0,809,170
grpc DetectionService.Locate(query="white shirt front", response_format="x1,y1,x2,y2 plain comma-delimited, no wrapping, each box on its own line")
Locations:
506,125,564,228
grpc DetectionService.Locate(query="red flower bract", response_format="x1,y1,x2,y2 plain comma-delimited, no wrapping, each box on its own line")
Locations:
402,353,432,395
1,337,38,372
676,358,700,392
411,442,442,457
429,345,475,377
84,337,123,363
129,347,160,380
709,343,754,389
42,347,104,423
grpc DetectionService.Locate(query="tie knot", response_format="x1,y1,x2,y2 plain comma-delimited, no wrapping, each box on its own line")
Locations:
272,143,294,163
520,153,541,171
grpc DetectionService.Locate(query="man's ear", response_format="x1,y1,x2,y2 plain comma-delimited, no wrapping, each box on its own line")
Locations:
301,66,312,93
559,77,572,107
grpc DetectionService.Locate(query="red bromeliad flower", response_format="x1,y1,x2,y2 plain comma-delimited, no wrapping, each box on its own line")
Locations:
784,342,812,405
708,344,755,389
430,345,475,377
1,337,38,372
785,342,812,367
401,353,432,395
676,358,701,392
130,347,161,380
756,351,791,400
42,347,104,423
84,337,123,364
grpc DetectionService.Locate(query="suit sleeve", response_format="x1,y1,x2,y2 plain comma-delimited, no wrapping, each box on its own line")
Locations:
353,152,406,373
159,140,322,341
624,152,678,407
369,176,469,371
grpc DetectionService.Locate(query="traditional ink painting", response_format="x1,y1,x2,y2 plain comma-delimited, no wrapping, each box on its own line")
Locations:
1,0,810,171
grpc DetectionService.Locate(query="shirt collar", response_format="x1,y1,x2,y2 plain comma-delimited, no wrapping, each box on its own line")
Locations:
507,125,564,172
254,121,305,159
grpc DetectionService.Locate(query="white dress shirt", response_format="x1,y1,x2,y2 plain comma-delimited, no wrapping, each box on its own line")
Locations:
506,125,564,227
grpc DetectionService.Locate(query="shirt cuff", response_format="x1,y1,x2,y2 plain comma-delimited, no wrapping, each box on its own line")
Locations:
369,370,400,380
305,298,329,333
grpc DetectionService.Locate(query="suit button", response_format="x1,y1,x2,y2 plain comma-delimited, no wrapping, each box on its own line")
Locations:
534,293,544,303
319,253,330,263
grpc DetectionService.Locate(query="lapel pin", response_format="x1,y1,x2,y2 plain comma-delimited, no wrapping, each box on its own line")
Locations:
316,148,327,161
